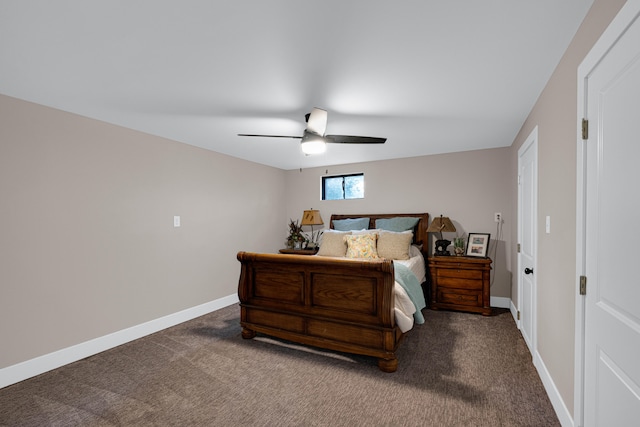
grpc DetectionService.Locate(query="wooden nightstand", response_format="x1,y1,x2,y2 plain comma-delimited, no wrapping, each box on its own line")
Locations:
428,256,492,316
278,248,319,255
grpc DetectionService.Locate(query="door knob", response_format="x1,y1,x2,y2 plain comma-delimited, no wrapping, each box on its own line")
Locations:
524,267,534,275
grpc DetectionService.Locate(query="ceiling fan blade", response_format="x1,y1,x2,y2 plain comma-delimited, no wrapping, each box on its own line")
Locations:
306,108,328,136
325,135,386,144
237,134,302,139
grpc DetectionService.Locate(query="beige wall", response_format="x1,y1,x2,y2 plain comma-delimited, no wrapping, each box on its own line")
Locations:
284,148,513,299
508,0,627,416
0,94,286,369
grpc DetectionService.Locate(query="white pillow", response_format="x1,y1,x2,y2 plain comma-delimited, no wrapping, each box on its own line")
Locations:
352,228,381,235
410,244,423,258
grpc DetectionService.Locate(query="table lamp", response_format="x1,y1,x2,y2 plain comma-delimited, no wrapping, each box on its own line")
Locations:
427,215,457,256
301,209,324,249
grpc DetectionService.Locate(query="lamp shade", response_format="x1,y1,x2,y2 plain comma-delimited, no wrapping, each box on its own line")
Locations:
426,215,456,234
301,209,324,226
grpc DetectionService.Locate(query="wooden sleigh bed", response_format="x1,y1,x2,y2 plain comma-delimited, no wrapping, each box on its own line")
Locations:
237,213,429,372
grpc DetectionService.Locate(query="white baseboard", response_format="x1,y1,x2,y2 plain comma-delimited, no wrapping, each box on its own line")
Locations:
510,299,519,324
0,294,239,389
534,349,574,427
490,296,511,309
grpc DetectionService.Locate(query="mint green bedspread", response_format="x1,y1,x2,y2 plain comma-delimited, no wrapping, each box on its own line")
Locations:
393,263,427,324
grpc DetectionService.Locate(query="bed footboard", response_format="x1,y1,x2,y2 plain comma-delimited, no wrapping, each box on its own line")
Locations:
237,252,403,372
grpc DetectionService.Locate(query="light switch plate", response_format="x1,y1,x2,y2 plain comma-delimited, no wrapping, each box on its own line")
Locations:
174,216,181,227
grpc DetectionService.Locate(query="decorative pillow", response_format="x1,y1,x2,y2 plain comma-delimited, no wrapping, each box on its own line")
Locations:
377,231,414,260
344,233,379,259
317,230,352,257
333,217,370,231
375,217,421,232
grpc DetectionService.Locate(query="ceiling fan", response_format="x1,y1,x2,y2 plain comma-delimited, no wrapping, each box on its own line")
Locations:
238,107,386,155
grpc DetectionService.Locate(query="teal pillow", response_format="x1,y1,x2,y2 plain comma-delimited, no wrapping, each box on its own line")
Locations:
333,217,370,231
375,217,420,232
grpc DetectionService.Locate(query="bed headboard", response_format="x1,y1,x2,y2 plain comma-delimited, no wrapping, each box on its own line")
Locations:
329,213,430,249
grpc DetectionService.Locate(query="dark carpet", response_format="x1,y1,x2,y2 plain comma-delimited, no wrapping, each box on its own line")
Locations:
0,305,559,426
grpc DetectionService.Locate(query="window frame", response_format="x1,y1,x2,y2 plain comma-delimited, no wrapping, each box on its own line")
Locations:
321,172,365,200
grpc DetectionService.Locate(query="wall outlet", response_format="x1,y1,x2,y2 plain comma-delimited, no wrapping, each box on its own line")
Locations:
494,212,502,223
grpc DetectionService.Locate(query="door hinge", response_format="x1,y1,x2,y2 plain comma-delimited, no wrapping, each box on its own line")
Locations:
582,118,589,140
579,275,587,295
517,243,521,253
517,311,521,320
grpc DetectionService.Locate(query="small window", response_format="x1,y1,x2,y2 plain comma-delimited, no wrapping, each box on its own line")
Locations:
322,173,364,200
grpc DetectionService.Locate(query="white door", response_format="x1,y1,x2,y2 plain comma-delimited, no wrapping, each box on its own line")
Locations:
517,127,537,355
581,3,640,425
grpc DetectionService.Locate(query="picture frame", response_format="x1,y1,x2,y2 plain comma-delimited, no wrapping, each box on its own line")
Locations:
465,233,490,257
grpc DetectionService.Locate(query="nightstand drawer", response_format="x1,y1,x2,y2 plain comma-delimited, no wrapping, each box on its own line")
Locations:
437,277,482,290
436,268,483,280
437,289,482,306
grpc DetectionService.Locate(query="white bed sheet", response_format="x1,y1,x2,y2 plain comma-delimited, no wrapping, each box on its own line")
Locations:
395,245,427,283
393,246,426,333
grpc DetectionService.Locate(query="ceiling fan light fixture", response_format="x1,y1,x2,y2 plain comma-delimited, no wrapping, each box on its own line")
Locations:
239,108,385,155
300,133,326,155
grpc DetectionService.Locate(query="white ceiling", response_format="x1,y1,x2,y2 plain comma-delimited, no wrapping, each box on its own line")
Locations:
0,0,593,170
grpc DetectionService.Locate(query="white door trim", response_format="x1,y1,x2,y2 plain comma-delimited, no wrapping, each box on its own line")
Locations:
574,2,640,425
517,126,538,353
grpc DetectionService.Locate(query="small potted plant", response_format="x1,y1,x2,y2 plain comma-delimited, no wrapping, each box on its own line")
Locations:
453,236,465,256
286,219,307,249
